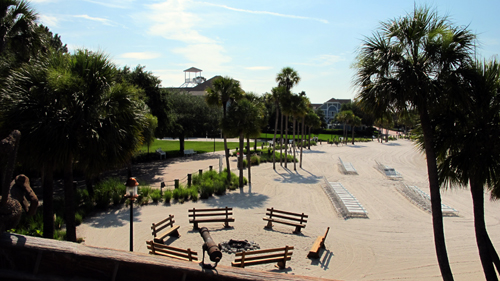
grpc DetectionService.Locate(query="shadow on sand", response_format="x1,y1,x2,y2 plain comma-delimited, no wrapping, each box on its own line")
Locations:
273,168,322,184
88,206,143,228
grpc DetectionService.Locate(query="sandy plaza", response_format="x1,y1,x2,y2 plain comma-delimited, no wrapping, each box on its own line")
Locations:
76,139,500,280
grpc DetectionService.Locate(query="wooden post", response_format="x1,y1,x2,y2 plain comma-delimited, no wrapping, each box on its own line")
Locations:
187,174,192,187
174,179,179,189
187,248,193,261
199,169,203,177
209,166,213,171
224,206,229,228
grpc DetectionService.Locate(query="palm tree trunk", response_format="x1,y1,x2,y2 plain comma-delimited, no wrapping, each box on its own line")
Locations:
300,116,305,168
272,106,279,170
308,126,311,150
247,136,251,185
419,108,454,281
292,117,296,171
179,135,185,152
471,179,498,280
223,134,231,182
284,115,289,168
280,112,284,166
42,164,54,239
238,133,244,188
352,126,355,145
64,156,77,242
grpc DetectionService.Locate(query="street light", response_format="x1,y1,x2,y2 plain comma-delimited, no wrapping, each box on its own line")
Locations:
124,177,139,252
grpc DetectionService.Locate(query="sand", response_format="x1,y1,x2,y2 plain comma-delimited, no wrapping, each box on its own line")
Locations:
77,139,500,280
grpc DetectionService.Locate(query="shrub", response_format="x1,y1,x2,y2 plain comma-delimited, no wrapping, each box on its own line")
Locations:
94,177,123,209
75,212,83,226
192,173,201,185
55,215,64,230
163,189,172,203
199,179,214,199
150,189,162,203
250,155,260,166
214,179,226,195
188,187,199,201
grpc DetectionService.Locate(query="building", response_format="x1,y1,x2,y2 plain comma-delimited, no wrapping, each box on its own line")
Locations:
165,67,221,96
311,98,351,127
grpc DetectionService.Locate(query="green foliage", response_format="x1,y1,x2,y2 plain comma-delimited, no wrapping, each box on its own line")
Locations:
150,189,162,203
163,189,173,203
75,213,83,226
188,187,199,201
94,178,124,209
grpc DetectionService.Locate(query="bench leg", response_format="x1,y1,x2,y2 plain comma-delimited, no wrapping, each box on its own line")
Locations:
293,226,302,234
276,260,286,269
265,221,273,229
223,221,230,228
171,228,180,237
193,222,199,229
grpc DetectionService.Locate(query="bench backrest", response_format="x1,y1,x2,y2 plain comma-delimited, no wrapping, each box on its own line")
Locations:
266,208,308,224
188,207,232,219
151,214,175,236
234,245,293,258
146,240,198,261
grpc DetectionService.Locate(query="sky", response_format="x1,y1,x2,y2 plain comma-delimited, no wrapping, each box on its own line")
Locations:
30,0,500,103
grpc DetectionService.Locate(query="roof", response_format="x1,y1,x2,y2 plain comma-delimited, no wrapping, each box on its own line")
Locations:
190,75,222,91
324,98,351,104
183,67,202,72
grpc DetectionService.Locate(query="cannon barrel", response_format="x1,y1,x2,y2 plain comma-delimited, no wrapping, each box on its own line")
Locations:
199,227,222,263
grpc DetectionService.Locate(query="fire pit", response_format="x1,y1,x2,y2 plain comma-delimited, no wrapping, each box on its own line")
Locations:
220,239,260,254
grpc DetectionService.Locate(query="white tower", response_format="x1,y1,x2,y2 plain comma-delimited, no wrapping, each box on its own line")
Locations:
179,67,205,88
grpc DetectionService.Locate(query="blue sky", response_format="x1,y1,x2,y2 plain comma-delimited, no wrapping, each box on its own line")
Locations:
31,0,499,103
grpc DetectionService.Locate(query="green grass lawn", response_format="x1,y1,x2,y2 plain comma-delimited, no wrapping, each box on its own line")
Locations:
140,139,268,155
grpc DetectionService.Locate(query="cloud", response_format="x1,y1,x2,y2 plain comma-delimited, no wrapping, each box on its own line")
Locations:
120,52,162,60
245,66,273,70
295,54,346,67
83,0,135,9
74,15,114,26
202,2,329,24
145,0,230,68
38,14,59,27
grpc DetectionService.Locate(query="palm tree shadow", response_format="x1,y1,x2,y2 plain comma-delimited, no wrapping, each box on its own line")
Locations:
87,206,143,228
273,168,322,184
202,192,269,210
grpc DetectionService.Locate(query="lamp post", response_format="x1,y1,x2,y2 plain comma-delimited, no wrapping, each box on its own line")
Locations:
124,177,139,252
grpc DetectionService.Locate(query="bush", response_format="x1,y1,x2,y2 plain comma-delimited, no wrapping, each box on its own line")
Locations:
250,155,260,166
213,179,226,195
199,179,215,199
163,189,172,203
94,177,123,209
150,189,162,203
75,212,83,226
188,187,199,201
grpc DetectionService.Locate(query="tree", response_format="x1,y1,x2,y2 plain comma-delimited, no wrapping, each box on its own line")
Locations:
242,92,265,185
305,108,321,149
429,59,500,280
0,0,39,59
276,67,300,168
350,115,362,145
1,50,147,241
354,6,475,280
167,91,221,152
270,86,286,169
222,97,260,187
206,76,243,183
315,107,327,129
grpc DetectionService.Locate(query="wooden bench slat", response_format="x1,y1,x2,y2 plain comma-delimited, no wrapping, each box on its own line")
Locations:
307,227,329,259
151,215,180,243
189,218,235,223
147,241,197,254
264,213,308,223
148,250,198,262
155,225,180,241
234,246,294,256
189,207,233,212
188,212,233,217
234,252,293,262
147,241,198,262
152,221,175,234
147,246,198,260
263,218,305,228
231,256,292,267
266,208,308,218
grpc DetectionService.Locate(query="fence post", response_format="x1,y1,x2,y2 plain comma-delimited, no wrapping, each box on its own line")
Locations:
174,179,179,189
187,174,192,187
209,165,213,171
199,169,203,177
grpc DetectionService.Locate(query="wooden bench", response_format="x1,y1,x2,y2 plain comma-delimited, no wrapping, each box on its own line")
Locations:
307,227,329,259
263,208,308,234
146,240,198,262
188,207,234,229
231,246,293,269
183,149,197,156
151,214,180,243
156,148,166,159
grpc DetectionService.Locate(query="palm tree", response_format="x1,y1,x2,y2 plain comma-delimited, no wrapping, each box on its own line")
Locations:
304,108,321,150
0,0,39,59
353,6,475,280
350,115,362,145
206,76,243,183
243,92,265,185
270,86,286,169
290,92,308,170
299,95,310,168
276,67,300,168
429,59,500,280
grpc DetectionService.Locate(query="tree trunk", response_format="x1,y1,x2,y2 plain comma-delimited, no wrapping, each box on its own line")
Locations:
64,156,77,242
280,112,284,166
300,116,305,167
179,135,185,152
471,179,498,280
238,133,244,188
272,105,279,170
42,164,54,239
292,117,296,171
352,126,355,145
247,137,251,185
284,115,289,168
308,126,311,150
222,105,231,183
419,107,454,281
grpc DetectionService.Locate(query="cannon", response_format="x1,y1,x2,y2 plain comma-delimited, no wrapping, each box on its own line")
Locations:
199,227,222,269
